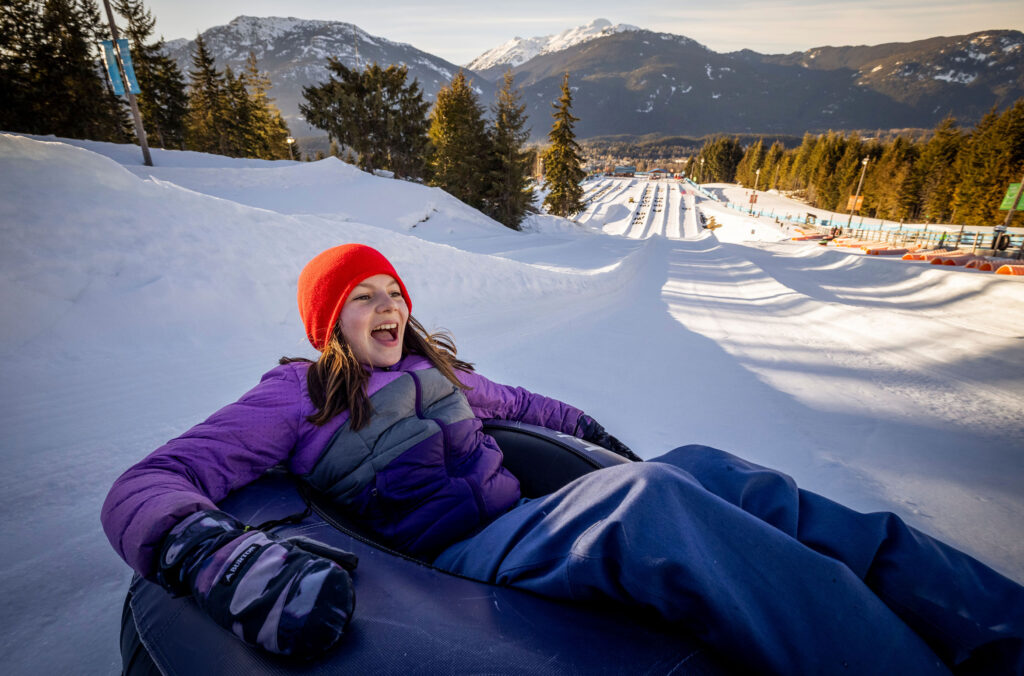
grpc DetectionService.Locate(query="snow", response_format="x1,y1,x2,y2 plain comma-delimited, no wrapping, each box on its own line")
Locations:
934,70,978,84
2,135,1024,674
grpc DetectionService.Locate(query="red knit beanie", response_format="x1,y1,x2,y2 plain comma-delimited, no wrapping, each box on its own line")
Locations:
297,244,412,350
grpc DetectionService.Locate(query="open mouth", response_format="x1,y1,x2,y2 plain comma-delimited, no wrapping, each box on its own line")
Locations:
370,323,399,344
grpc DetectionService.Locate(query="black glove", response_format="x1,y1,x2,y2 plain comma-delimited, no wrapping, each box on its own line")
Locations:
158,510,356,658
576,414,642,462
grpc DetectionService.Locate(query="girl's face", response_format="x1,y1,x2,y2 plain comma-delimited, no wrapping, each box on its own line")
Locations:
338,274,408,367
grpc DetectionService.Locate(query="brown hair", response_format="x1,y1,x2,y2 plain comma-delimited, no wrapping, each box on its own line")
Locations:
280,315,473,430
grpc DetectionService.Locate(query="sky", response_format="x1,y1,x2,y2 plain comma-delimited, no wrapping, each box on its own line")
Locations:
142,0,1024,65
2,131,1023,672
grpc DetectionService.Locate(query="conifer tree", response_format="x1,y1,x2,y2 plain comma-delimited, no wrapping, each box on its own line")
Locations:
543,73,586,217
760,141,785,190
423,69,487,205
916,117,962,223
699,136,743,183
221,65,252,156
831,134,866,214
735,139,764,188
485,70,535,229
301,60,429,178
184,34,227,154
682,155,696,180
866,136,917,220
384,66,431,179
428,70,490,208
113,0,187,149
806,132,844,207
10,0,127,140
787,133,819,190
239,52,292,160
987,101,1024,226
952,103,1024,226
0,0,41,132
853,139,884,216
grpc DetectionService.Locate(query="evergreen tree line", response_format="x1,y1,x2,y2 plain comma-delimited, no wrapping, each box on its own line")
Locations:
1,0,128,142
1,0,292,159
687,102,1024,226
302,64,554,229
185,35,292,159
583,133,802,168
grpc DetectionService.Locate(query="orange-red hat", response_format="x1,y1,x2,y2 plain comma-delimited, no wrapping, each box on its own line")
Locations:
298,244,411,350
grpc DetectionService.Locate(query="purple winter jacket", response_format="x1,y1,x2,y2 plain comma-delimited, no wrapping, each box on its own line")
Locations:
101,355,584,579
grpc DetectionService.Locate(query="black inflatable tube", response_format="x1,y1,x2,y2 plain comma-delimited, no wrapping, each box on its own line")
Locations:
121,421,730,675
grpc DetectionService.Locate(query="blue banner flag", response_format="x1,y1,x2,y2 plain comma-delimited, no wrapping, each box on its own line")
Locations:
100,40,125,96
117,38,141,94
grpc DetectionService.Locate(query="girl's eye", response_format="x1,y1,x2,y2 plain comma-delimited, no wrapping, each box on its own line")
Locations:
352,294,370,301
390,291,403,298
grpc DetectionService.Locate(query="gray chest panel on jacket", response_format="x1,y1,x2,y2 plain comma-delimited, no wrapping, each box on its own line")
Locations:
303,368,475,503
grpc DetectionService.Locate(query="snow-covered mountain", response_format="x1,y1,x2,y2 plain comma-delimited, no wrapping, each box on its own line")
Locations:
165,16,496,137
164,16,1023,142
465,18,638,78
506,27,1024,138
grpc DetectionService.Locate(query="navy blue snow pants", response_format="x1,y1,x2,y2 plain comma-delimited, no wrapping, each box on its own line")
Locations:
434,445,1024,675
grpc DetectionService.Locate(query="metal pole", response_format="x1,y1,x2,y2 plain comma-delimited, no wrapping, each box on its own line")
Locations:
748,169,760,214
846,157,868,228
101,0,152,166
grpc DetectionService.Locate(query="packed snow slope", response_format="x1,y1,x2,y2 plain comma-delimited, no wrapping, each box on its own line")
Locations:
2,134,1023,674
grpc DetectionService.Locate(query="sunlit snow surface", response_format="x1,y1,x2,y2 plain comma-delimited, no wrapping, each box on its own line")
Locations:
1,134,1023,674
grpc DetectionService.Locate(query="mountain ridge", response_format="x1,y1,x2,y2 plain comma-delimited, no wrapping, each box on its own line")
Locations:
502,27,1023,138
164,15,496,137
165,16,1023,142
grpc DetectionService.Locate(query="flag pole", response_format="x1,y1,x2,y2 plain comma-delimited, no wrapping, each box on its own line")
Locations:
101,0,152,166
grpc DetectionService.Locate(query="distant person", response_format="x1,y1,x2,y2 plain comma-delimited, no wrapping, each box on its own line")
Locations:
103,244,1024,675
993,223,1010,251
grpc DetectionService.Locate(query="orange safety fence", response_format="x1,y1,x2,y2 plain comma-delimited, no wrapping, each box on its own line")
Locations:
865,248,909,256
902,249,968,261
831,238,872,248
995,265,1024,276
929,254,977,266
965,258,1019,272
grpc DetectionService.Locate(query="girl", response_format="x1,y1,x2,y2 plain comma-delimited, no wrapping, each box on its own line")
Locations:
103,244,1023,675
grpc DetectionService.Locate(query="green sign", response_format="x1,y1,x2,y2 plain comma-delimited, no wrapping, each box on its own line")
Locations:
1000,183,1022,210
